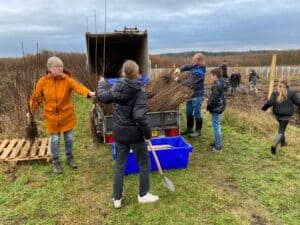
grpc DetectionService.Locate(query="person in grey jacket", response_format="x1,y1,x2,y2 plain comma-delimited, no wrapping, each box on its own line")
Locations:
262,80,300,154
249,70,259,93
97,60,159,208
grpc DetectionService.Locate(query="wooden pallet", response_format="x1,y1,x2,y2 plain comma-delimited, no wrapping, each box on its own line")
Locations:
0,138,51,163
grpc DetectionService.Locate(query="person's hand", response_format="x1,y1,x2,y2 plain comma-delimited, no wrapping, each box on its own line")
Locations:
173,68,181,76
26,112,33,121
99,76,105,82
89,91,96,98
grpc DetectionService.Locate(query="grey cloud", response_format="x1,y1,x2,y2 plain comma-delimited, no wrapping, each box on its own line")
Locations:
0,0,299,56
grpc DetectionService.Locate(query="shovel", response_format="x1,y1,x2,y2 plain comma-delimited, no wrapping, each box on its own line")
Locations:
147,140,175,192
25,111,38,144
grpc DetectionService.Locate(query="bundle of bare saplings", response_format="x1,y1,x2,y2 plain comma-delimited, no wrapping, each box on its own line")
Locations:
145,69,193,111
97,69,193,115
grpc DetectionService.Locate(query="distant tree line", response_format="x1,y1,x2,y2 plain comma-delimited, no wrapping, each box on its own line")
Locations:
150,49,300,68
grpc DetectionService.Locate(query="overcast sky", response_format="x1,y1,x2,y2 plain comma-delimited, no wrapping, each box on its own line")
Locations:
0,0,299,56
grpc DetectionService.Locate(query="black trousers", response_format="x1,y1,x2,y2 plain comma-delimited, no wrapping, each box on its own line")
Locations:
113,142,150,200
272,119,289,147
278,120,289,134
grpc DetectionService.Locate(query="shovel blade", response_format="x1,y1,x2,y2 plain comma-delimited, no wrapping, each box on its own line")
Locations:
162,175,175,192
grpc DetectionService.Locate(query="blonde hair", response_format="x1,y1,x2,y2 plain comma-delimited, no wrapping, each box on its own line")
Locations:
277,80,288,103
121,60,139,80
47,56,64,69
193,53,204,61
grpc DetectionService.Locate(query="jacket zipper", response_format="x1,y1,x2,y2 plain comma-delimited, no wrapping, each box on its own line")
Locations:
54,79,60,133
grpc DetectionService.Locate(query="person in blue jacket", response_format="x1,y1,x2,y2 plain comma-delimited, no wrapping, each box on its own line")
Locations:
174,53,206,137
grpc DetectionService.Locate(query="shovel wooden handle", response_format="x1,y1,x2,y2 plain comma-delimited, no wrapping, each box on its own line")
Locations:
147,141,164,176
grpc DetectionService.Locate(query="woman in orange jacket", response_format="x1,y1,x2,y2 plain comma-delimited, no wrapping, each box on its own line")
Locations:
29,56,95,173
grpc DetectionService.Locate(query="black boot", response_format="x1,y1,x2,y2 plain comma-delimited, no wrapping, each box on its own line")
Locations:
271,133,283,155
189,118,202,137
67,154,78,169
53,159,63,174
181,116,194,135
281,134,288,147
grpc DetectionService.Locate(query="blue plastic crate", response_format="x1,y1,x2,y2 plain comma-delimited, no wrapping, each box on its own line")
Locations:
112,136,193,175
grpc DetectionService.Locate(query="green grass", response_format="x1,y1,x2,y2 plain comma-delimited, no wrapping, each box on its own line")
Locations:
0,95,299,225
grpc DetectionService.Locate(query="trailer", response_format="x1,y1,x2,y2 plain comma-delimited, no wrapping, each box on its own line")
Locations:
86,27,180,143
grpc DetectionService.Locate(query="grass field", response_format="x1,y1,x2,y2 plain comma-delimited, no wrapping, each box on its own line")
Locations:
0,95,299,225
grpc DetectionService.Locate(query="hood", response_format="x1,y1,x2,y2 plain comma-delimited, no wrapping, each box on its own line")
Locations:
45,69,72,79
111,79,142,104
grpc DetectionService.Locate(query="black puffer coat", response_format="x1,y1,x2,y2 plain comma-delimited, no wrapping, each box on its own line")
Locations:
262,88,300,120
207,77,229,114
230,72,241,88
97,79,151,144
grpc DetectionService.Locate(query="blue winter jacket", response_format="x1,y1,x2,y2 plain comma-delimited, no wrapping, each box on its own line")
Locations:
180,64,206,97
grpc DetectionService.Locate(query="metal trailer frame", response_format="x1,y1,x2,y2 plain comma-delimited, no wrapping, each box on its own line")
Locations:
100,109,181,143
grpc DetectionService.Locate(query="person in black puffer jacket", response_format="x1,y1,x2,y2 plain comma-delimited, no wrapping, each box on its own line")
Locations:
229,68,241,96
262,79,300,154
206,68,229,152
221,59,228,79
97,60,159,208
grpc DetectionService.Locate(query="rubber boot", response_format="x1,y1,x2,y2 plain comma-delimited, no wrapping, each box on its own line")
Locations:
189,118,202,137
67,154,78,169
271,133,283,155
53,159,63,174
181,116,194,135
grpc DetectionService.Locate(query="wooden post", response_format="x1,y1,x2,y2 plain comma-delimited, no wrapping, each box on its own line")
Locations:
173,63,176,69
267,54,277,113
268,54,277,99
154,64,158,81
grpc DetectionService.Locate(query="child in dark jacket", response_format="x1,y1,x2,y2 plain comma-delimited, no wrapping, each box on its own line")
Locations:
97,60,159,208
229,69,241,96
206,68,229,152
249,70,259,93
262,80,300,154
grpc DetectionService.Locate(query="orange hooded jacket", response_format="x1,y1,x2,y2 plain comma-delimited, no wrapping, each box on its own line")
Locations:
29,71,90,134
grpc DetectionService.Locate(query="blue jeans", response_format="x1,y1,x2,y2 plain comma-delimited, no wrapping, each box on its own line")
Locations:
50,130,73,160
211,113,222,148
186,97,204,119
113,142,150,200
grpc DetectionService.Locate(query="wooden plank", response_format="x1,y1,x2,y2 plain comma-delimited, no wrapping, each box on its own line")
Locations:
6,156,50,162
38,138,48,156
9,139,26,159
147,144,173,151
30,140,41,157
19,140,32,158
0,139,18,159
46,139,51,156
0,139,10,154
